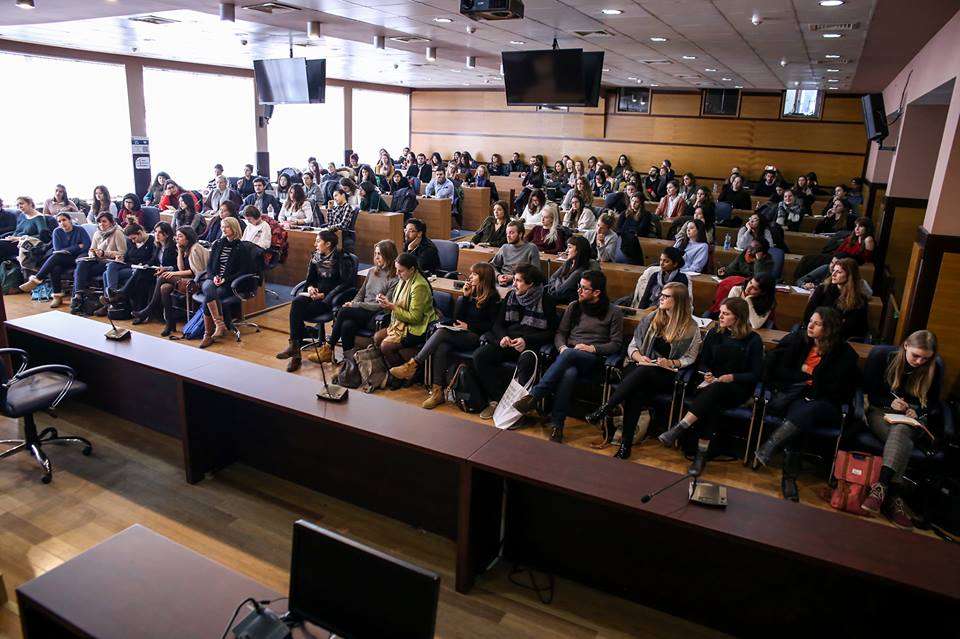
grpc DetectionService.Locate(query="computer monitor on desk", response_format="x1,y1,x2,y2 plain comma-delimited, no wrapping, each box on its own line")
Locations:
287,520,440,639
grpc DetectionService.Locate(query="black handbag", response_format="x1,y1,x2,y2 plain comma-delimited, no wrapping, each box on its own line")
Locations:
333,350,362,389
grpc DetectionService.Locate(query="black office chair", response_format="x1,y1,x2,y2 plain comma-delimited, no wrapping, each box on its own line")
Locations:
0,349,90,483
192,245,266,341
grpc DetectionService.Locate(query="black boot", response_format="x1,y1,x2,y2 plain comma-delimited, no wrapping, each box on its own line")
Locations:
549,425,564,443
614,442,632,459
513,394,538,415
160,312,176,337
688,448,708,477
780,451,800,502
755,420,799,468
585,403,613,425
69,294,83,315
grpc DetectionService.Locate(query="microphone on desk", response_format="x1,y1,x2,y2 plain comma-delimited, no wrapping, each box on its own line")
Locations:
640,469,696,504
103,303,131,341
315,350,348,402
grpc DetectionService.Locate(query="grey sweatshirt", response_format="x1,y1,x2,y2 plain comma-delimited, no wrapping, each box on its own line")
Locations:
352,267,399,311
492,241,541,275
554,302,624,356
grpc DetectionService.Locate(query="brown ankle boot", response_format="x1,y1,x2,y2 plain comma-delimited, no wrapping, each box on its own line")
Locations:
286,355,302,372
389,358,419,381
307,343,333,364
276,339,301,360
207,302,227,339
198,315,216,349
422,385,445,409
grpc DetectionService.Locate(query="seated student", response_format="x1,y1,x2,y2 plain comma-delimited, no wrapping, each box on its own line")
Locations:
356,165,378,192
507,152,526,173
373,252,439,370
235,164,257,199
401,217,439,276
847,177,864,210
43,184,80,221
513,162,545,211
157,180,185,212
677,172,698,205
719,175,751,211
586,282,701,459
242,177,282,219
300,171,322,211
358,181,389,213
133,226,208,333
203,201,245,243
324,187,360,254
117,193,146,228
390,262,502,408
240,206,273,252
492,220,541,286
561,176,593,213
688,186,715,224
754,306,859,501
424,168,454,200
308,240,399,365
860,330,941,528
471,264,558,419
815,198,852,235
518,188,557,228
584,213,621,263
657,297,763,475
488,153,509,177
69,212,127,313
205,175,241,213
612,154,632,180
525,207,565,255
816,184,852,217
108,221,178,311
470,164,500,202
803,258,869,340
19,212,88,307
641,166,662,202
278,184,316,227
655,180,687,219
753,170,780,198
718,237,773,279
173,192,206,237
375,157,395,193
592,169,613,198
791,174,816,213
617,194,654,262
339,177,362,210
736,212,774,251
388,174,419,219
548,235,593,303
513,270,624,443
619,246,691,309
273,230,354,370
144,171,170,207
795,216,875,282
561,194,597,232
98,223,155,313
798,255,874,297
471,200,509,247
773,189,805,231
198,217,255,348
86,185,118,224
674,219,709,273
0,196,48,261
726,274,777,329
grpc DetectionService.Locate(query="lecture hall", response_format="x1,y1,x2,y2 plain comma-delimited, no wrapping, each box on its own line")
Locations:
1,0,960,637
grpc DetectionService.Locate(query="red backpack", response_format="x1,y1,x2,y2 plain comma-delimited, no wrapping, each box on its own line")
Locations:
261,216,289,265
830,450,883,514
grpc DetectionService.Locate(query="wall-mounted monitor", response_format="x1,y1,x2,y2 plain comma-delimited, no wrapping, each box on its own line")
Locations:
253,58,326,105
502,48,603,107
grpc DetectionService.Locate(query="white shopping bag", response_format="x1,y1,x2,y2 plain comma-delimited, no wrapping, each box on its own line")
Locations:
493,350,539,430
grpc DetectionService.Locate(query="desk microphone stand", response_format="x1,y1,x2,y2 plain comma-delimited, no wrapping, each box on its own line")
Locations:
104,310,131,341
316,358,348,402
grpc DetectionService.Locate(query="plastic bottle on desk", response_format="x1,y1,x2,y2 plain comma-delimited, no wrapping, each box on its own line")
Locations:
723,234,731,250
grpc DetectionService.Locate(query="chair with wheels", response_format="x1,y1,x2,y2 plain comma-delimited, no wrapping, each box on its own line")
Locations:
0,349,89,483
433,239,461,279
290,252,360,352
192,243,268,340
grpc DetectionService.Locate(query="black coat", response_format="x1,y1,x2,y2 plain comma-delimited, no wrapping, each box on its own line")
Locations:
208,238,256,282
764,328,859,406
304,249,356,299
406,237,441,275
123,235,156,266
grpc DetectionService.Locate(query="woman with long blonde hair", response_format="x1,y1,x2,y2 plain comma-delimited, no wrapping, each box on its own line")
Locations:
586,281,702,459
860,330,941,528
657,297,764,475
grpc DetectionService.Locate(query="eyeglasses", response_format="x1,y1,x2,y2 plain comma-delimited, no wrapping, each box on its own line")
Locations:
659,293,675,299
577,286,594,292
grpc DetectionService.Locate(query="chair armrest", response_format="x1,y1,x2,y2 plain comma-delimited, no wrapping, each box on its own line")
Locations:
0,348,29,376
291,279,309,296
374,312,390,330
538,344,557,362
853,389,866,422
329,287,358,308
604,352,622,368
437,270,460,280
11,364,78,409
230,273,260,298
752,382,765,402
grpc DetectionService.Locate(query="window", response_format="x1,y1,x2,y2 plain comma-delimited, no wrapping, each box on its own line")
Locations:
617,88,651,114
0,52,133,205
701,89,740,117
351,89,410,166
144,67,255,189
782,89,823,119
268,86,344,171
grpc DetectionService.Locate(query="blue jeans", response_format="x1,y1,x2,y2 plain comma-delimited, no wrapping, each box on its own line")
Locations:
104,262,133,292
530,347,601,429
73,260,108,293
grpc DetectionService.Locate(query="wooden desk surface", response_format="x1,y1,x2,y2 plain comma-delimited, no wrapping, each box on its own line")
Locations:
468,430,960,602
15,524,322,639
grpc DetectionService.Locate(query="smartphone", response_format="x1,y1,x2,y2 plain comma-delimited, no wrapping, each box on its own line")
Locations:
452,280,465,290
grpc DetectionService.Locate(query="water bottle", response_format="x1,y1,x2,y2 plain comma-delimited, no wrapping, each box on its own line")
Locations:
723,233,731,250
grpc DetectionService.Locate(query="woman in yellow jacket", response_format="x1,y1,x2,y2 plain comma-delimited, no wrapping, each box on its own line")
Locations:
373,252,439,369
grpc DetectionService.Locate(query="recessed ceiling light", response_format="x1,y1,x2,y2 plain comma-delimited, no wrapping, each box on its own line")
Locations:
819,0,844,6
828,87,839,90
825,68,840,73
721,77,732,81
650,83,659,86
509,40,525,45
793,81,800,86
682,55,696,60
780,58,788,67
650,36,668,42
827,78,839,82
16,0,35,8
704,68,717,72
433,17,453,23
825,54,841,59
601,9,623,15
734,85,743,88
627,76,637,80
822,33,842,38
602,68,610,72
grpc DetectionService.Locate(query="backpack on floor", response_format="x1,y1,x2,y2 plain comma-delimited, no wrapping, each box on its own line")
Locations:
445,362,486,414
355,344,388,393
333,350,362,389
830,450,883,514
180,309,205,340
106,298,132,321
0,259,24,294
30,280,54,301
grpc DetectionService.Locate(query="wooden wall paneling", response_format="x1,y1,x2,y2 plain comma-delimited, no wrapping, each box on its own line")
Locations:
896,242,924,343
821,97,866,122
739,94,782,119
887,206,927,297
925,251,960,396
649,92,701,116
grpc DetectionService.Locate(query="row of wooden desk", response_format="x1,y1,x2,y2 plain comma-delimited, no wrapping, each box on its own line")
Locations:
7,312,957,639
454,246,883,333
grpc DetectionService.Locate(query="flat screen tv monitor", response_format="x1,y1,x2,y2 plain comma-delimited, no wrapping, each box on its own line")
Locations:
580,51,604,108
502,48,585,106
288,520,440,639
253,58,326,105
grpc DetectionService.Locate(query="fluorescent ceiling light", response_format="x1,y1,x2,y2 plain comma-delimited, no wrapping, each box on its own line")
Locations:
601,9,623,15
682,55,696,60
433,17,452,23
819,0,844,6
704,68,717,72
510,40,524,44
822,33,842,38
825,54,841,59
650,36,668,42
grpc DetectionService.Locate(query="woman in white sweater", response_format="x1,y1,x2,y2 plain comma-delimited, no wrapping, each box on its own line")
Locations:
278,184,315,227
